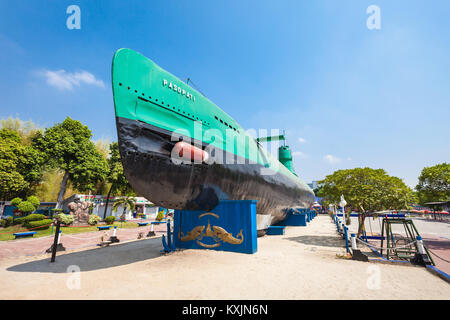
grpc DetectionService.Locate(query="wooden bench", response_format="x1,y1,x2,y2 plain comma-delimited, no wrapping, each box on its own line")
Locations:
138,222,149,227
97,226,111,231
13,231,37,239
151,221,166,225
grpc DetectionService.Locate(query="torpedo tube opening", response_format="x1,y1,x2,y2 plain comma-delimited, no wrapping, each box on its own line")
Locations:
172,141,209,163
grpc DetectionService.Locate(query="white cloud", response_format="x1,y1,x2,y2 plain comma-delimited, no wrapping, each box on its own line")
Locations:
324,154,341,164
38,69,105,90
298,137,306,143
292,151,307,158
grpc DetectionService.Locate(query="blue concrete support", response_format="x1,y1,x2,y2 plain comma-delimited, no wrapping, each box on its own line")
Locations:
267,226,285,235
277,209,307,226
174,200,257,254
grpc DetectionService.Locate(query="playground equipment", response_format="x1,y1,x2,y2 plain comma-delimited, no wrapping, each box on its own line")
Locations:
331,212,435,266
380,218,434,266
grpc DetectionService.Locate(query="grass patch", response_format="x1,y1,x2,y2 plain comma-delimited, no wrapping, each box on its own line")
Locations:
0,221,141,241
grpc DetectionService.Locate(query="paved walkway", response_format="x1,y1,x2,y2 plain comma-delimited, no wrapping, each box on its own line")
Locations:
0,222,168,260
0,215,448,299
343,216,450,274
422,235,450,274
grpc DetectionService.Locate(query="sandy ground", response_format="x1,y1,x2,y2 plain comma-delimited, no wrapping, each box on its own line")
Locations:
0,215,448,300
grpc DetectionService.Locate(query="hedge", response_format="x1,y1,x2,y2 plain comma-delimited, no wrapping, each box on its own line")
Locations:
88,214,101,226
1,216,13,228
23,214,46,222
55,213,74,226
25,219,52,230
104,216,116,225
13,217,26,225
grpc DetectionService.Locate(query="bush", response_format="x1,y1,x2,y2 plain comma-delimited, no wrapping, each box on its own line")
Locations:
104,216,116,225
1,216,13,228
51,208,63,218
13,217,26,225
25,219,52,230
155,210,165,221
23,214,46,222
88,214,101,226
55,213,74,226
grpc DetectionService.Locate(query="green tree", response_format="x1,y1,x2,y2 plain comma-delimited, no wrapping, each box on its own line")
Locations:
112,196,136,222
31,117,108,208
416,163,450,204
10,197,22,207
0,129,44,200
27,196,40,209
102,142,134,219
0,116,41,145
318,167,415,236
17,201,36,215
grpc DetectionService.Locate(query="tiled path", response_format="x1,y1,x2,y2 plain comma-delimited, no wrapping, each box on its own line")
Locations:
0,221,168,260
422,234,450,274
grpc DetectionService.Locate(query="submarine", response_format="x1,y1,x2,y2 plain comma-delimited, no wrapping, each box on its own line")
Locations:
112,48,315,235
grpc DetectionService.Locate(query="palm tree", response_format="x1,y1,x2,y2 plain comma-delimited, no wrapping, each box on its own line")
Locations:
112,196,136,222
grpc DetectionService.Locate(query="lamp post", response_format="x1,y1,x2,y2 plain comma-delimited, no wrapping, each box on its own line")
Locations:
340,195,347,225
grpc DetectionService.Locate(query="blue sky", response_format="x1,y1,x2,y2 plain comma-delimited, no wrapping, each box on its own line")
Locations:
0,1,449,188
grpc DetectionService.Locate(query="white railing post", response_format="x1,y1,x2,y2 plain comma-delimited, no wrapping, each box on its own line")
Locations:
416,236,425,254
351,233,357,250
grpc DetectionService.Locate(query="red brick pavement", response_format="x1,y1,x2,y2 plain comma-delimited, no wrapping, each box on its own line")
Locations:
422,234,450,275
0,222,169,260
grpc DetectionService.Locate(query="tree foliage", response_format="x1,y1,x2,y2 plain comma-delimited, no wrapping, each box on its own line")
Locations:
17,201,36,214
416,163,450,204
318,168,415,212
318,168,416,235
0,116,41,145
0,128,44,200
27,196,40,209
112,196,136,221
32,117,108,207
107,142,134,196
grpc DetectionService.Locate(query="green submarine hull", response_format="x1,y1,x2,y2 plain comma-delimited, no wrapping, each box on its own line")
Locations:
112,48,314,234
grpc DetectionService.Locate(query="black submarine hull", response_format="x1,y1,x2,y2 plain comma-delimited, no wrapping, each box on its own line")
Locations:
116,116,315,234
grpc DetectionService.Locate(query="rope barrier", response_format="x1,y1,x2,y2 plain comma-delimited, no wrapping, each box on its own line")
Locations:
64,223,111,228
63,233,106,240
427,249,450,264
356,237,417,250
0,223,54,234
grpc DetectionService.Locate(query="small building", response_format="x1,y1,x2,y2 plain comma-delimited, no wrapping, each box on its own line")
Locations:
61,194,160,220
0,201,56,218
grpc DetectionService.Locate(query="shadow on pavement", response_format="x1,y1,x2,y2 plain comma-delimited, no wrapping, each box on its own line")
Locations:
284,235,345,248
7,238,163,273
423,238,450,251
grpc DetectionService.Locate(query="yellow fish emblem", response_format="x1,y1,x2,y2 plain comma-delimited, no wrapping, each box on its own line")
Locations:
179,225,204,242
179,220,244,247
